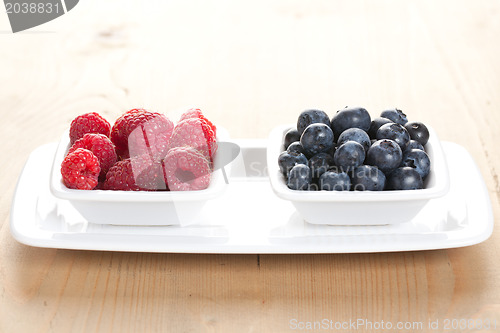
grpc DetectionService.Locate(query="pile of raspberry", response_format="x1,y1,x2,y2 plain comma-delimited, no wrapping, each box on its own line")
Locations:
61,108,217,192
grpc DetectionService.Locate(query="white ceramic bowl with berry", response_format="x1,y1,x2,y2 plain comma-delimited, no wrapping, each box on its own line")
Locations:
267,124,450,225
50,114,231,226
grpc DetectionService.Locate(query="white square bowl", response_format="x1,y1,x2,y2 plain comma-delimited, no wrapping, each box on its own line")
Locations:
267,124,450,225
50,128,230,226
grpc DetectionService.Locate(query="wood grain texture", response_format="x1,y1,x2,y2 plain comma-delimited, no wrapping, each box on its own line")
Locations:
1,0,500,332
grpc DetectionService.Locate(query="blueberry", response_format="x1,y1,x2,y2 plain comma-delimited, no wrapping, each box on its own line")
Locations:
297,109,330,135
333,141,365,172
284,128,300,149
300,123,334,156
319,170,351,191
287,164,312,190
376,122,410,151
404,121,430,146
380,108,408,125
330,106,371,138
368,117,393,139
387,167,423,190
406,140,425,153
278,151,308,177
308,182,320,191
308,152,334,178
287,141,306,155
336,128,371,153
366,139,402,175
401,149,431,179
352,165,386,191
325,143,337,157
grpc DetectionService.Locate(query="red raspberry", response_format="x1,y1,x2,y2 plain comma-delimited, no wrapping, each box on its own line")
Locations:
68,133,117,178
127,115,174,161
69,112,111,145
110,108,174,160
103,155,167,191
168,118,217,161
179,108,217,138
163,147,211,191
61,148,100,190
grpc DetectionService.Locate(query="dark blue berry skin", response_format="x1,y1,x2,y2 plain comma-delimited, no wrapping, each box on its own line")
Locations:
287,141,306,155
278,151,308,177
284,128,300,149
401,149,431,179
368,117,393,139
352,165,386,191
404,121,430,146
337,128,371,153
319,171,351,191
300,123,334,156
406,140,425,153
325,144,337,157
297,109,330,135
308,152,334,179
380,108,408,125
330,107,371,139
387,167,423,190
376,122,410,152
333,141,365,172
366,139,402,175
287,164,312,190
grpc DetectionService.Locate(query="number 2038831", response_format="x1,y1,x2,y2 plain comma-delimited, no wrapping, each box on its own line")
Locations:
5,2,61,14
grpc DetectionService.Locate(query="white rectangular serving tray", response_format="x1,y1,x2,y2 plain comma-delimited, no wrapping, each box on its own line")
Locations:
10,140,494,253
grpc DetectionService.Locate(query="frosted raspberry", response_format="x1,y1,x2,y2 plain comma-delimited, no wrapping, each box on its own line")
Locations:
163,147,211,191
168,118,217,161
110,108,174,160
69,112,111,145
103,155,167,191
61,148,100,190
68,133,117,178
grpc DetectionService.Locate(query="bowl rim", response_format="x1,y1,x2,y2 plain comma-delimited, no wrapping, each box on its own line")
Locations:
267,124,450,202
50,128,229,202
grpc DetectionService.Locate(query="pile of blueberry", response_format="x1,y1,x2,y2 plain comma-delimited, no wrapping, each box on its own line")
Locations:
278,107,431,191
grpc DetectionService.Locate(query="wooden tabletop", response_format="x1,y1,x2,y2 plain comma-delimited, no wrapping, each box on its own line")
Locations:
1,0,499,331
